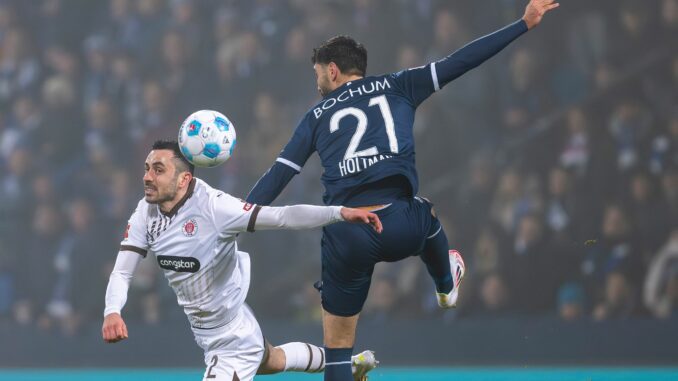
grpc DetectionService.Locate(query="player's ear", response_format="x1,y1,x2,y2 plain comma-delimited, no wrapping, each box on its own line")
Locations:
328,62,339,81
179,171,192,188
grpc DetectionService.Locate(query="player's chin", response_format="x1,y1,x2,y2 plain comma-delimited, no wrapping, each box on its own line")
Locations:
144,192,158,203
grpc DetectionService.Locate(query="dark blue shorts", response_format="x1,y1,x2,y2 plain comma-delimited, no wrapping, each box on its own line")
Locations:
320,197,442,316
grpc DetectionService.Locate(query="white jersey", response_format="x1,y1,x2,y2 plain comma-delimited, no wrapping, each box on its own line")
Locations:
108,177,344,329
122,178,262,328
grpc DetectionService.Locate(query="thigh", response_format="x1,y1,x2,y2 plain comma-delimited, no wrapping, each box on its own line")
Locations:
321,223,377,317
195,306,265,381
378,198,436,261
319,198,437,316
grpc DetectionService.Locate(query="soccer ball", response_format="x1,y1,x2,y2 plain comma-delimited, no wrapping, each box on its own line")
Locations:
178,110,237,167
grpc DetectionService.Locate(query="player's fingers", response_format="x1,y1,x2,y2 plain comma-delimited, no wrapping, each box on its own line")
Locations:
103,327,115,341
545,3,559,11
121,324,128,338
370,214,383,233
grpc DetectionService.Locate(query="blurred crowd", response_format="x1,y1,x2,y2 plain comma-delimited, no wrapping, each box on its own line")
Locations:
0,0,676,336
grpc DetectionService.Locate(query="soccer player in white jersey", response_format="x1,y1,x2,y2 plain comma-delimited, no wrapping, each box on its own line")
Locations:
102,140,381,381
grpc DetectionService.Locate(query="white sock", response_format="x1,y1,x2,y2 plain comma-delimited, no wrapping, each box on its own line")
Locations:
279,342,325,373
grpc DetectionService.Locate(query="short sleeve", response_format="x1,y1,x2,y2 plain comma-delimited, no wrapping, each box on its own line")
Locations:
389,64,437,107
120,200,149,257
210,191,261,235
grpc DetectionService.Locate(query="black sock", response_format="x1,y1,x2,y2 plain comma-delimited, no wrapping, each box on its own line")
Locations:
420,224,454,294
324,347,353,381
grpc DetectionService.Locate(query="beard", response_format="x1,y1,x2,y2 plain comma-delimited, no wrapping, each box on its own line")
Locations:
317,73,331,97
318,84,330,97
144,176,178,204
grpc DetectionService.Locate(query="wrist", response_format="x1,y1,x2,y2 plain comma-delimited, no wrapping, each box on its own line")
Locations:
519,18,531,30
335,206,345,221
104,309,121,318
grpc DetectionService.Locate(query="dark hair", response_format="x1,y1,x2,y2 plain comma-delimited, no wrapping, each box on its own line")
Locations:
312,35,367,77
152,139,195,175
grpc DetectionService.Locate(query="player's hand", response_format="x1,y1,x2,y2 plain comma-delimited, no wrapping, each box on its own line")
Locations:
340,208,383,233
102,313,129,343
522,0,559,29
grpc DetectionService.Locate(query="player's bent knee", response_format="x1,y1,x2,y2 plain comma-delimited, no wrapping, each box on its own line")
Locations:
256,343,283,374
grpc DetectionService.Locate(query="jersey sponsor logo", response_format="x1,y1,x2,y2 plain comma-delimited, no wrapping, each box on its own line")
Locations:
156,255,201,273
313,78,391,119
242,202,254,211
182,218,198,237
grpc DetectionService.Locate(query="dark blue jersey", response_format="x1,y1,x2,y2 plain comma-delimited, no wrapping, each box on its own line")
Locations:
248,19,528,206
278,69,435,205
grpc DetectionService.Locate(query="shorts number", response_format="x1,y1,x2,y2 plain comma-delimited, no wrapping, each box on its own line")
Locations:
206,355,218,379
329,95,398,160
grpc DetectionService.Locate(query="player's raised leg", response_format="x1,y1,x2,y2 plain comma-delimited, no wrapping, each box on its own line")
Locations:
419,208,466,308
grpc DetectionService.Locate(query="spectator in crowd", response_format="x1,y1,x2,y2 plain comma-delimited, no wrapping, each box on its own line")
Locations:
14,203,64,328
0,28,40,108
477,272,512,317
507,213,556,312
626,171,671,255
582,204,644,309
644,228,678,319
557,282,587,321
593,268,643,321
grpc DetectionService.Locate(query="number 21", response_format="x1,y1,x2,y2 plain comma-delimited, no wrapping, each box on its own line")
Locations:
329,95,398,160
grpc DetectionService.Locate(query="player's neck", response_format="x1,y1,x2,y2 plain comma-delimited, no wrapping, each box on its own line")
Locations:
159,190,186,214
333,74,364,91
158,178,194,215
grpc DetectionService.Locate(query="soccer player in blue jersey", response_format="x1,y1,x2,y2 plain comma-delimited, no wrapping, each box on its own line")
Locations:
247,1,558,379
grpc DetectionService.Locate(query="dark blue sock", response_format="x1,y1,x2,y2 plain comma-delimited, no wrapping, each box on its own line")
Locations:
420,224,454,294
324,347,353,381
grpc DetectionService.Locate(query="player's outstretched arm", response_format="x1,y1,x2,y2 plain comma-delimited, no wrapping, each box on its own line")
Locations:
522,0,559,30
417,0,558,95
253,205,382,233
102,250,142,343
247,162,297,206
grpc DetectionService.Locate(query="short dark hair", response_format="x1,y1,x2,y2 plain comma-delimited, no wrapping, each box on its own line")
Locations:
152,139,195,175
312,35,367,77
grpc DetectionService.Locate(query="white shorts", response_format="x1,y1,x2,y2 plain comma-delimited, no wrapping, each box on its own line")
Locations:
192,304,266,381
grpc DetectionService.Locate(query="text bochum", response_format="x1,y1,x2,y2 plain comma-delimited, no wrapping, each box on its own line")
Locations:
312,78,391,119
313,78,395,177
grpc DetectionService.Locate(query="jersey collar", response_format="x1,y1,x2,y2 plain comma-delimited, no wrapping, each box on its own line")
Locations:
162,178,196,218
323,76,370,99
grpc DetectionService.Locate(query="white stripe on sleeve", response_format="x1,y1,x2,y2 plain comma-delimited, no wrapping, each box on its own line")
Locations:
276,157,302,172
431,62,440,92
